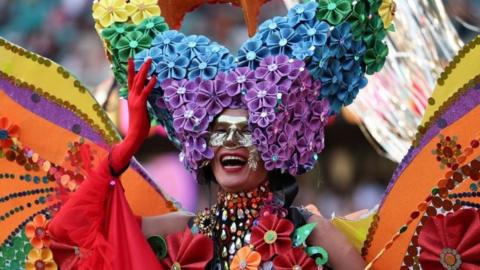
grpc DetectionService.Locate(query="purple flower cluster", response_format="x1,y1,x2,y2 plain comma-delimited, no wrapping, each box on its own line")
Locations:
249,58,329,175
160,55,329,176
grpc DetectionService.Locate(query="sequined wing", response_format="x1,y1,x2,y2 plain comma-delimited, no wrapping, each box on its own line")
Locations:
363,35,480,269
0,37,177,269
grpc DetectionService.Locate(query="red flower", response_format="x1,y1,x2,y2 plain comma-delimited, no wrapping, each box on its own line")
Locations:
273,247,317,270
26,214,51,249
0,117,20,148
160,228,214,270
418,208,480,270
251,214,294,260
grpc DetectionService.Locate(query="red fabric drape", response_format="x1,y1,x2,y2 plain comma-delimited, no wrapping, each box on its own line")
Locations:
47,157,162,270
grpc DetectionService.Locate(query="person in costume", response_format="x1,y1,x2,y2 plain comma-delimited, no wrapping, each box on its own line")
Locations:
2,1,480,270
48,56,365,269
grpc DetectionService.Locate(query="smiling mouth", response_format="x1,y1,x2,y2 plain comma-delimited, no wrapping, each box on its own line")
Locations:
220,154,247,168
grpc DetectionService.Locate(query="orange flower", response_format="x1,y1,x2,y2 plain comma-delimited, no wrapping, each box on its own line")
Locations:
25,248,58,270
0,117,20,148
26,214,51,249
230,246,261,270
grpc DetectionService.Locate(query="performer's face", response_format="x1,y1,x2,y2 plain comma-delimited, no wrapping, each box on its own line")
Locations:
209,109,267,192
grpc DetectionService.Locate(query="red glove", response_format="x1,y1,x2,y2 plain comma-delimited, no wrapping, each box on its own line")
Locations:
109,58,157,176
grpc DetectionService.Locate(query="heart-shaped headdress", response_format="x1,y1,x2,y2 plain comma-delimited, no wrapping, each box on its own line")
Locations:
93,0,395,177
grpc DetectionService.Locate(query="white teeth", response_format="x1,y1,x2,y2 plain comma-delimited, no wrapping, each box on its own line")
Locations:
221,155,246,163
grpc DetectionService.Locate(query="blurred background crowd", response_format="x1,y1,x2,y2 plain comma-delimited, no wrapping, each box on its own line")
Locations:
0,0,479,216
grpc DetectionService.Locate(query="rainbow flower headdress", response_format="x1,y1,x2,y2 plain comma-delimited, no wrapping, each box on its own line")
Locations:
93,0,395,177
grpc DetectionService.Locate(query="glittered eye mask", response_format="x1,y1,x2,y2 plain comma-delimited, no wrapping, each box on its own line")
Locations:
209,115,253,149
209,114,259,170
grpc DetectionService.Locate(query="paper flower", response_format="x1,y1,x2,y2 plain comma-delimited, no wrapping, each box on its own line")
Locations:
316,0,352,25
92,0,131,28
138,16,168,37
250,214,294,260
0,117,20,149
102,23,135,46
418,209,480,270
160,228,213,270
250,108,275,129
206,42,229,58
292,41,315,60
265,27,301,56
258,17,289,41
155,52,189,81
245,81,278,111
273,247,317,270
127,0,161,25
363,15,386,47
172,103,209,133
188,52,221,80
379,0,396,28
116,31,152,61
151,30,186,55
262,144,287,170
230,246,262,270
25,214,51,249
161,79,196,109
196,74,232,115
255,55,291,85
308,45,334,79
328,22,353,57
237,39,270,69
347,1,369,39
176,35,211,59
184,133,214,169
219,54,237,72
364,39,388,75
134,47,161,76
309,100,329,132
296,20,330,47
225,67,256,96
25,248,58,270
287,1,319,26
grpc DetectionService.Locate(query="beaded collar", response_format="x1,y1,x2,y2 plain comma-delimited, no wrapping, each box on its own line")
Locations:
192,182,273,267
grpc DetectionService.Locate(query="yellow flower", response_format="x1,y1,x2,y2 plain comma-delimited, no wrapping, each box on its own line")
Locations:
126,0,161,25
378,0,396,28
92,0,131,28
25,248,58,270
230,246,261,270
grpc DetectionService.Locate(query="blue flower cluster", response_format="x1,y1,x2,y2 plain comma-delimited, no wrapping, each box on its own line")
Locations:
134,30,236,84
236,1,368,113
133,30,237,142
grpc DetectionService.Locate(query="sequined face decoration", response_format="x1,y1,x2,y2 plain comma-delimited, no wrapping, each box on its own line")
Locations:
209,114,259,170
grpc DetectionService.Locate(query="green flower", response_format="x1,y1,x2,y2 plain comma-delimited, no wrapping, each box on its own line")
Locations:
317,0,352,25
110,53,128,95
116,31,152,62
347,1,368,39
364,39,388,74
102,22,136,46
363,14,386,47
138,16,169,37
368,0,382,13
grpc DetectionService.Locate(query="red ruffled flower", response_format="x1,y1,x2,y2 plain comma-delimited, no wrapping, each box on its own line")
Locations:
273,247,317,270
0,117,20,148
160,228,214,270
251,214,294,260
418,208,480,270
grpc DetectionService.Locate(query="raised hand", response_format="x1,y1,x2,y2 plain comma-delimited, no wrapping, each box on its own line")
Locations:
109,58,157,176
